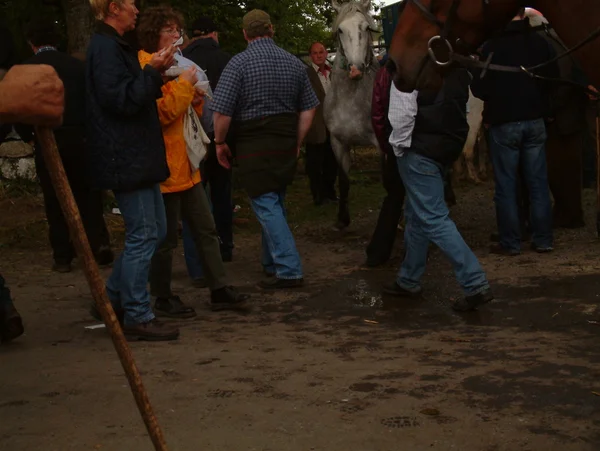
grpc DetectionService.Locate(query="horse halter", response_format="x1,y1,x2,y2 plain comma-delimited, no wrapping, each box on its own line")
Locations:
408,0,487,67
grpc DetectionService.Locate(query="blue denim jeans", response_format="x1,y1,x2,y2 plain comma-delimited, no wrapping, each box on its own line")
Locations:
250,191,303,279
396,152,489,296
106,184,166,326
489,119,553,251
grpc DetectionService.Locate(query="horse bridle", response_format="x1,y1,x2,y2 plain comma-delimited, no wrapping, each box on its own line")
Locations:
407,0,600,95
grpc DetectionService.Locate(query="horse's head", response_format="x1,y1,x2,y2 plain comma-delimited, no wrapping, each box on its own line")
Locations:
387,0,522,92
332,0,378,80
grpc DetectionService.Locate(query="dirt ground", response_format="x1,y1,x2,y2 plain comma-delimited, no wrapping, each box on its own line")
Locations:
1,173,600,451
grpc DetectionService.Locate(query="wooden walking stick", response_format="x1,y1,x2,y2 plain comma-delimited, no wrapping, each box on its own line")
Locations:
596,115,600,237
34,127,168,451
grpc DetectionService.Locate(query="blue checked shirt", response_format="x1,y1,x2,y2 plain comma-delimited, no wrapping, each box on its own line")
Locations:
211,38,319,121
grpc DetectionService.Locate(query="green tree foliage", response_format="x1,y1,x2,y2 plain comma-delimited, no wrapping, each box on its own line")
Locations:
1,0,383,61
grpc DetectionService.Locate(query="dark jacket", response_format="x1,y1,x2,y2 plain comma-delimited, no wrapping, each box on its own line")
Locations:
305,65,328,145
470,19,559,126
15,50,87,159
371,66,393,154
182,38,231,92
410,68,471,166
538,29,587,135
85,22,169,192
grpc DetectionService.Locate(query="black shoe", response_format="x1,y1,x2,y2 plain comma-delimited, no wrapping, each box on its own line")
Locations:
364,257,388,268
489,244,520,256
210,286,250,311
52,262,72,273
0,304,24,343
123,319,180,341
258,278,304,290
322,196,339,205
95,246,114,267
382,282,422,298
452,288,494,312
530,243,554,253
89,303,125,324
155,296,197,319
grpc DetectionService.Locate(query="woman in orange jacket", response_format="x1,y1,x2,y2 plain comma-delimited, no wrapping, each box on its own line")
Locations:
137,6,249,318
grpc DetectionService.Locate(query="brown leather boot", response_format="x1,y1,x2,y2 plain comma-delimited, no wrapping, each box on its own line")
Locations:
123,319,179,341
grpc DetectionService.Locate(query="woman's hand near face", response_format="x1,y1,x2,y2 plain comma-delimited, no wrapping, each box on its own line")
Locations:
149,45,176,72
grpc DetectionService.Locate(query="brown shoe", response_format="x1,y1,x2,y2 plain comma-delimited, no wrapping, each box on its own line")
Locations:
123,319,179,341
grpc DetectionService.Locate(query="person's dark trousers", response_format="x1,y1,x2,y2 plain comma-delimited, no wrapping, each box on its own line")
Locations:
305,136,338,204
366,147,406,266
34,133,111,265
0,273,24,343
488,119,553,252
546,122,584,228
201,140,234,260
150,183,228,298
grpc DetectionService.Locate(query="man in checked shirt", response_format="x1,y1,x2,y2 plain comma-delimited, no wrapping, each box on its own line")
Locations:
212,9,318,289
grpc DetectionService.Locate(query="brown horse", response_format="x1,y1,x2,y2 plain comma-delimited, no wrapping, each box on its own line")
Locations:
387,0,600,92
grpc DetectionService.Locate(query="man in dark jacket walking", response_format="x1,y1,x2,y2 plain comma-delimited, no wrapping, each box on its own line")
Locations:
365,61,406,267
183,16,234,262
16,18,113,273
383,68,493,312
471,8,558,255
87,0,178,341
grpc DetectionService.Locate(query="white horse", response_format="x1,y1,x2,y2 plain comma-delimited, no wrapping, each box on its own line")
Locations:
324,0,380,230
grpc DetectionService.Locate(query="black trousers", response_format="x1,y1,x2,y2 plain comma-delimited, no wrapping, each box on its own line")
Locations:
200,140,234,258
35,137,110,264
366,148,406,264
305,136,338,202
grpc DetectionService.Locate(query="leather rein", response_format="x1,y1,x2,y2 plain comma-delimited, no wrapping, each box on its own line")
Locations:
408,0,600,95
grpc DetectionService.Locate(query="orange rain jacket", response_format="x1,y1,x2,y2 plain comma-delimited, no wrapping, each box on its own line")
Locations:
138,50,205,194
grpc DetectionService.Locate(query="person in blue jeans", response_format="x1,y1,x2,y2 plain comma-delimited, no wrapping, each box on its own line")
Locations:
382,68,493,312
85,0,179,340
211,10,318,289
470,8,559,255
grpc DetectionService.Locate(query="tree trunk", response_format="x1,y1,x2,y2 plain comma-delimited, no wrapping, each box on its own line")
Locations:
61,0,94,56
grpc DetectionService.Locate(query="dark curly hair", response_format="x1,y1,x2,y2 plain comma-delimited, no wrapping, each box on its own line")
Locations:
137,5,184,54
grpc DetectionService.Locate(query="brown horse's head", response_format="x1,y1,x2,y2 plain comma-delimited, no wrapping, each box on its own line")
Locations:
387,0,521,92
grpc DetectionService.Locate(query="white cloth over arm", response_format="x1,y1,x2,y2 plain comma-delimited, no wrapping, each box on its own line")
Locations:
388,85,419,157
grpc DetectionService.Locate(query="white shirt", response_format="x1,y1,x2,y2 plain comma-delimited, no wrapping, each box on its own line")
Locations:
312,62,331,94
388,84,419,157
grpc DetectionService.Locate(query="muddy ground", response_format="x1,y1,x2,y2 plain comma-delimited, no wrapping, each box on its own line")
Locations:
1,172,600,450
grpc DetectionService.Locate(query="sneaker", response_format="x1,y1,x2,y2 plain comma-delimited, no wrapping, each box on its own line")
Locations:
154,296,197,319
123,319,180,341
89,303,125,325
210,286,250,311
452,288,494,312
382,282,422,298
0,304,24,343
257,278,304,290
489,244,520,256
530,243,554,253
52,262,72,273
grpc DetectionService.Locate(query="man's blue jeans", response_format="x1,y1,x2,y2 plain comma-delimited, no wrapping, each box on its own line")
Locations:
488,119,553,251
250,191,303,279
396,152,489,296
106,184,166,326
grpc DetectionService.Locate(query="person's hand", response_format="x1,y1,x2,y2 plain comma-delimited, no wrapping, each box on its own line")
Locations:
216,143,232,169
150,45,176,72
180,66,198,86
587,84,599,101
0,65,64,127
349,65,362,79
192,87,205,106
